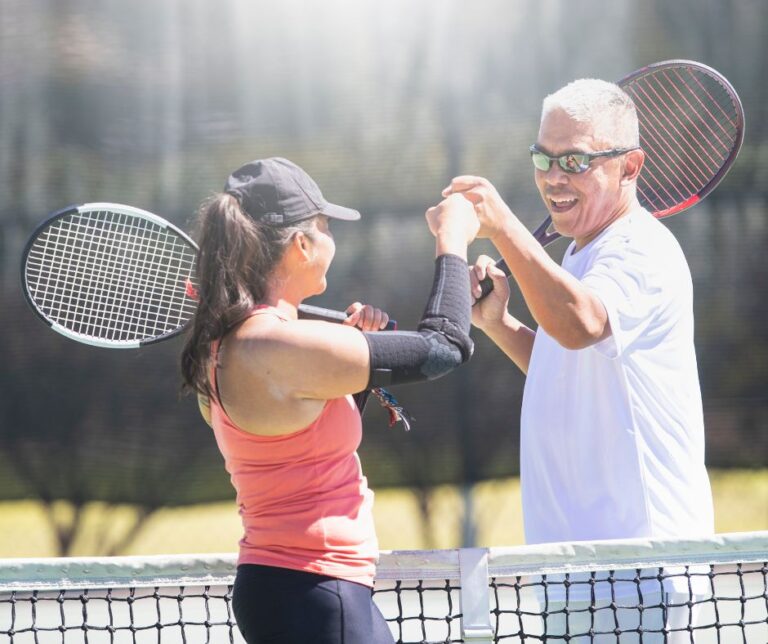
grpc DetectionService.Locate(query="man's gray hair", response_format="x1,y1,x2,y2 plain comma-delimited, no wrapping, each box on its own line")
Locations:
541,79,639,148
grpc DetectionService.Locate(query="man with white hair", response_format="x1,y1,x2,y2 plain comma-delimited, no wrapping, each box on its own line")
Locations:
442,79,714,642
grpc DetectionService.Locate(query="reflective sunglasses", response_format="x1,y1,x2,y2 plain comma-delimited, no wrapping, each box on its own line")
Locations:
529,145,638,174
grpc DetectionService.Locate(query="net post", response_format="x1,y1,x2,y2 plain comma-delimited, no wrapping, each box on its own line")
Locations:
458,547,495,642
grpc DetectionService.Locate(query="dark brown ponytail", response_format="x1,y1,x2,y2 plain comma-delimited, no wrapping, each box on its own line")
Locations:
180,193,315,398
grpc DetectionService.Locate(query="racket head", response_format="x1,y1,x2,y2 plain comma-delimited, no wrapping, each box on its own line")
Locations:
619,59,745,218
21,202,199,348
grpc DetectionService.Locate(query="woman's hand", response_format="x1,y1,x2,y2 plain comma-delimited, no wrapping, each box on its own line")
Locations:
344,302,391,331
425,193,480,258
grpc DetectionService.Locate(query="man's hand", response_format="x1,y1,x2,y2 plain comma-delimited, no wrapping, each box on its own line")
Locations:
470,255,511,329
442,175,516,240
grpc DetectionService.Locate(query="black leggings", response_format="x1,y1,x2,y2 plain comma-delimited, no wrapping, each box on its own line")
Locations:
232,564,394,644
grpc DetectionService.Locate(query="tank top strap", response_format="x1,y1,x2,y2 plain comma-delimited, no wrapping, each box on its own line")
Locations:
210,305,292,396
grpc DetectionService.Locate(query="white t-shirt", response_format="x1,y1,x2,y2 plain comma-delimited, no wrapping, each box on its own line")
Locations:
521,208,714,546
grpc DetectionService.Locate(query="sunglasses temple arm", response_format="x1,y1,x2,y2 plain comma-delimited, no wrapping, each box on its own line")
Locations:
474,215,561,301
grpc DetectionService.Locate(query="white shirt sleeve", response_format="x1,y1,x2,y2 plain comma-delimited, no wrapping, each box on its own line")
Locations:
581,237,666,359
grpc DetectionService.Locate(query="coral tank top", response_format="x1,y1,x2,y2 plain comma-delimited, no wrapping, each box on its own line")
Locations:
208,307,378,586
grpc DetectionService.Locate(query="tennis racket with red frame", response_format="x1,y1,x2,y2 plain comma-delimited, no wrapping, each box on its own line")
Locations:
478,59,744,297
21,202,395,349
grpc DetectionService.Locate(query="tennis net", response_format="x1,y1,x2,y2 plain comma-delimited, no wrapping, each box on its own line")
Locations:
1,532,766,643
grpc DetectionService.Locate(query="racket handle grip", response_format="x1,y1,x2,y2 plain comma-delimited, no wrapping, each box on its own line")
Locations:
298,303,398,330
474,215,554,302
475,258,512,301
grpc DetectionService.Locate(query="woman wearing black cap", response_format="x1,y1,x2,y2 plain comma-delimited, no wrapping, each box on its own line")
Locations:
180,157,479,644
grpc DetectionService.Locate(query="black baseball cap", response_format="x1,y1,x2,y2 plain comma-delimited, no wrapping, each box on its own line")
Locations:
223,157,360,225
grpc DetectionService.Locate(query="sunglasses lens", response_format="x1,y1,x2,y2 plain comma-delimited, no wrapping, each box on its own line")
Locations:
559,154,590,174
531,152,552,171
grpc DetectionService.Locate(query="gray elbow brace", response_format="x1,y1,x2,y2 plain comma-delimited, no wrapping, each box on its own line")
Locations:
364,254,474,387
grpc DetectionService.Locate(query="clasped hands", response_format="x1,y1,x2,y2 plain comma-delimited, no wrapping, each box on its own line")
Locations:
426,176,513,316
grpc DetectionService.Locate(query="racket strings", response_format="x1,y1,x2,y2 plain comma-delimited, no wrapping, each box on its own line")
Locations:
25,209,197,344
29,227,195,340
626,66,740,216
634,91,731,204
27,234,182,340
633,77,717,192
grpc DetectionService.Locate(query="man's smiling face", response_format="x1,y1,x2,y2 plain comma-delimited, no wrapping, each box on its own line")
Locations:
534,108,628,249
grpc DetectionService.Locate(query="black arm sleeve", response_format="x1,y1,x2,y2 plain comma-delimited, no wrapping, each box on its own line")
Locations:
363,254,474,387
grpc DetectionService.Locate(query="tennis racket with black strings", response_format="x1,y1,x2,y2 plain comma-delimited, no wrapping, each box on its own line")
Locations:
21,202,410,427
477,59,744,298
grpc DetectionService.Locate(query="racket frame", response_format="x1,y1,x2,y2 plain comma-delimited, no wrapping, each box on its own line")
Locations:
21,203,200,348
618,58,745,219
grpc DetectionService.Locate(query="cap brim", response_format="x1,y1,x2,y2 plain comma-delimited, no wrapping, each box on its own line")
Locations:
321,202,361,221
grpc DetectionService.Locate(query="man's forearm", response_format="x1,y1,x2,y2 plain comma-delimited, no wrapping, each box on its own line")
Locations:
490,222,608,349
479,313,536,375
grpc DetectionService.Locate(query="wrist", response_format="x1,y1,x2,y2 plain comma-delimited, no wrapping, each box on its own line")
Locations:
488,216,522,246
435,233,468,259
478,310,514,334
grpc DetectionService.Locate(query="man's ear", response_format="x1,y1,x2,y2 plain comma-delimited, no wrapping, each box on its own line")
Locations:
621,149,645,185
